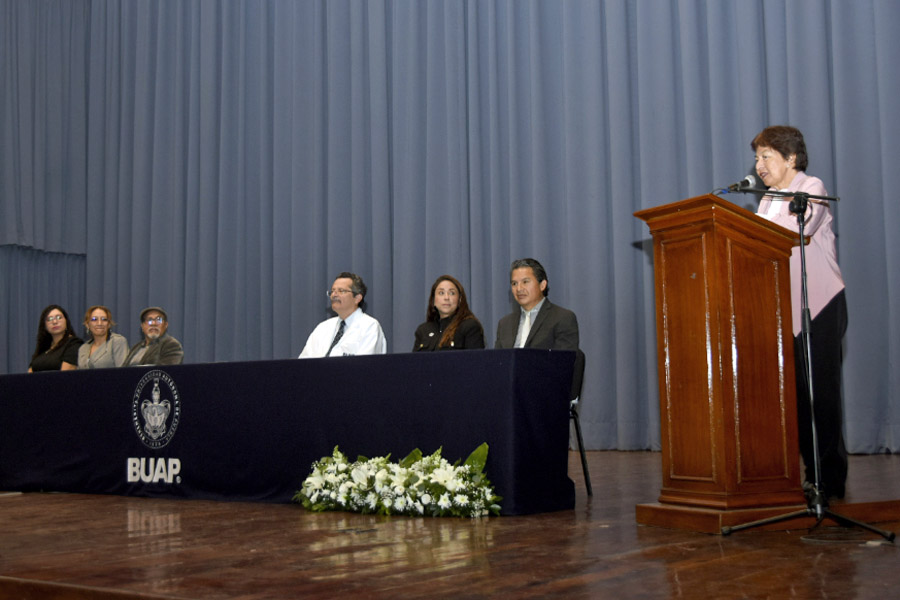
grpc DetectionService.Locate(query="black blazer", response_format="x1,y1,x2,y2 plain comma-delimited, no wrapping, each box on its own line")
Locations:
413,316,485,351
494,300,579,350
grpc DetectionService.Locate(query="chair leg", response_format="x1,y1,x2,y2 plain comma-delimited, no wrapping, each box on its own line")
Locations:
570,409,592,496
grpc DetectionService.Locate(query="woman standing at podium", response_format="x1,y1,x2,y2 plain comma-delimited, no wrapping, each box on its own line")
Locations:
28,305,83,372
413,275,485,351
752,125,847,499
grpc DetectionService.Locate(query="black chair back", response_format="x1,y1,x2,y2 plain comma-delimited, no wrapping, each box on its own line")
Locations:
568,348,592,495
569,348,585,402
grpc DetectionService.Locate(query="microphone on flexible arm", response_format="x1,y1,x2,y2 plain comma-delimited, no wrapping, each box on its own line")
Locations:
711,170,764,206
726,174,757,192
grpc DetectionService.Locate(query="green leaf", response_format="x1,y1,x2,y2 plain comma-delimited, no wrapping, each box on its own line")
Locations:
399,448,423,468
464,442,489,474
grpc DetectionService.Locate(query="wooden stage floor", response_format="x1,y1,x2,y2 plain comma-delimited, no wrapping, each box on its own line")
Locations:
2,451,898,599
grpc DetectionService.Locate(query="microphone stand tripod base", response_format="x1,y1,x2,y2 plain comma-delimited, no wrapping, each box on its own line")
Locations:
721,192,893,542
721,488,896,541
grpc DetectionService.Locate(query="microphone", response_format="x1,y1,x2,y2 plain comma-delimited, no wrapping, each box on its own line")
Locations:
726,174,757,192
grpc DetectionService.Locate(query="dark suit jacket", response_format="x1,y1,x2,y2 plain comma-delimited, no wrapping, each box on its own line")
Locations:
122,333,184,366
413,316,486,351
494,299,579,350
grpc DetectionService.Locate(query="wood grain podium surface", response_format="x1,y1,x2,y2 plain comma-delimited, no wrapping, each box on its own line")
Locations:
2,451,898,600
635,196,805,513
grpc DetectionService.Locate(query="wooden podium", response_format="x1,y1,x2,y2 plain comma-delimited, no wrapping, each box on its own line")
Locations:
634,195,807,533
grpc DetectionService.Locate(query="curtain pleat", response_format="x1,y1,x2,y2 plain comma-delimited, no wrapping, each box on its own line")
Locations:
0,245,86,372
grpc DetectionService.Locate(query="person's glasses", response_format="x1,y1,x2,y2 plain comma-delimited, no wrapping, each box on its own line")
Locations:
326,288,354,298
144,317,164,325
90,316,109,323
45,315,64,323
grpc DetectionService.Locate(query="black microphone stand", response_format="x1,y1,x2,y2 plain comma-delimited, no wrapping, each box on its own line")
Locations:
719,189,895,541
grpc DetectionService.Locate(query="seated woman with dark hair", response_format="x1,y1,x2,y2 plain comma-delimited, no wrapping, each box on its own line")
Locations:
78,305,129,369
413,275,485,351
28,304,83,372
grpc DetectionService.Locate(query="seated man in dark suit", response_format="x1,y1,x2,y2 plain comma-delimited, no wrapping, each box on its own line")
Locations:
495,258,579,350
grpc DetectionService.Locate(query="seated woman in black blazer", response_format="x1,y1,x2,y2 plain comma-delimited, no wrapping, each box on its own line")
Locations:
28,304,83,372
413,275,485,351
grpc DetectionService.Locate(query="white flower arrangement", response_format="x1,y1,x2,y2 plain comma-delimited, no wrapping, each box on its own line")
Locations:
294,443,502,518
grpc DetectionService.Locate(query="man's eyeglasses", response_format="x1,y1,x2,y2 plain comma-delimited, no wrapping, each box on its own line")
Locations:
144,317,165,325
326,288,354,298
45,315,64,323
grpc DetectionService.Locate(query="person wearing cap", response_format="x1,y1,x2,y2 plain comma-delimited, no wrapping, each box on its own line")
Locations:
122,307,184,366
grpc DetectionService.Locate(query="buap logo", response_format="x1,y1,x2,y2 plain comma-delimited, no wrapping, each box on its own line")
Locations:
132,370,181,449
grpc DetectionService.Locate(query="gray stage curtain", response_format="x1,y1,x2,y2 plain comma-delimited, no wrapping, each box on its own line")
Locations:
0,245,86,371
1,0,897,453
0,0,90,372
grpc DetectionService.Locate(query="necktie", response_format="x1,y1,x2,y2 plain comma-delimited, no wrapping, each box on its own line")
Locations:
516,311,532,348
326,320,345,356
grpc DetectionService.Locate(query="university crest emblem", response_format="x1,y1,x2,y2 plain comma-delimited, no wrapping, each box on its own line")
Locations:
132,370,181,449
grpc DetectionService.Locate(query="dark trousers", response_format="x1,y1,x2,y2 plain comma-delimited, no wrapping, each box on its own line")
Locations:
794,290,848,497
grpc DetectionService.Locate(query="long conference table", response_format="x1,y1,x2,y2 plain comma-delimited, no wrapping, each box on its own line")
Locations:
0,349,575,515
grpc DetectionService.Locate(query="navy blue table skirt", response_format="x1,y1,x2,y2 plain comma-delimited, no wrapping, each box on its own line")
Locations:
0,349,575,515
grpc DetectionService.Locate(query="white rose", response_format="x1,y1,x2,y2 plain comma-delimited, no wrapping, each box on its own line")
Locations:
375,469,389,484
351,467,369,486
